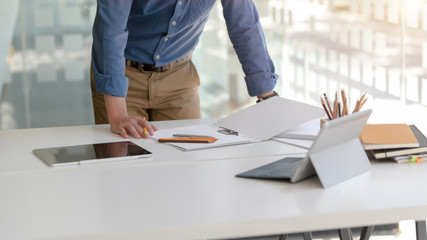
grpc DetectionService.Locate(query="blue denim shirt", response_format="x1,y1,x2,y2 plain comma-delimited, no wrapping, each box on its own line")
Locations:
92,0,278,97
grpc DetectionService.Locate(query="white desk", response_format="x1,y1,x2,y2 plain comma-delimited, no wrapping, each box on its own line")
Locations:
0,118,306,176
1,118,427,240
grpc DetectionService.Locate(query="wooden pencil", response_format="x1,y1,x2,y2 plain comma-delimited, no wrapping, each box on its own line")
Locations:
323,93,334,118
320,97,332,120
341,89,348,116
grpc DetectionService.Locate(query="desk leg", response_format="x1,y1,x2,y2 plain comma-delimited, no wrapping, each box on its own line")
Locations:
278,234,287,240
278,232,312,240
338,228,353,240
302,232,312,240
416,220,427,240
360,226,374,240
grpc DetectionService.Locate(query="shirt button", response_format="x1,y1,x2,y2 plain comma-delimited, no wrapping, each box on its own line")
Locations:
164,37,168,42
156,55,160,59
179,1,182,5
172,21,177,26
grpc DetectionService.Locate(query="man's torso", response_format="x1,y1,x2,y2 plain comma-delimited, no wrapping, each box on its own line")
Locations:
125,0,216,66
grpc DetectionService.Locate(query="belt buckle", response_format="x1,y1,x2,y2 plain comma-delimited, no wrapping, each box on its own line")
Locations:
137,63,149,72
137,62,165,72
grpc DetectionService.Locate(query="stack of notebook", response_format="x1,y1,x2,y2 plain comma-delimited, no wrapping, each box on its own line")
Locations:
359,124,427,163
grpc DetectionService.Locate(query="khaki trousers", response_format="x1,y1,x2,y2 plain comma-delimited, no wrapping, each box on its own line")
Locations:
91,58,202,123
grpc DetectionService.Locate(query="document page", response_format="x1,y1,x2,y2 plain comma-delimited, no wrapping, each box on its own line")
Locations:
215,97,325,140
275,118,321,140
151,124,258,151
152,97,325,151
273,138,313,149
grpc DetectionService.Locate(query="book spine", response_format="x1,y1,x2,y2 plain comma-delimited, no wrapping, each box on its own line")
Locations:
385,148,427,158
372,150,386,159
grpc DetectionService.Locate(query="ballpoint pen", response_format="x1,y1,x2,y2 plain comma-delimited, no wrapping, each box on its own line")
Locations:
172,134,216,138
158,138,217,143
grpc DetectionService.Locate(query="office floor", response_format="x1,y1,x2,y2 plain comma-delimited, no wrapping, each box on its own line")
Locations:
232,221,418,240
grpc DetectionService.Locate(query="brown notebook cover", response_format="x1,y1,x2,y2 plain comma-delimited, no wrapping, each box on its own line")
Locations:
360,124,419,150
371,125,427,159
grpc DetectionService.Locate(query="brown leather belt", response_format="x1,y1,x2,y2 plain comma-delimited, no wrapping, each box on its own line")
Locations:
127,53,192,73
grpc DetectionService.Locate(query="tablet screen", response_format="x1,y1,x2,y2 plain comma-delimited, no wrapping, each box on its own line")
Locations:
33,141,152,166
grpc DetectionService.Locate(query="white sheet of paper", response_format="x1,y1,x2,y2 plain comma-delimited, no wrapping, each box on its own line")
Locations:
215,97,325,141
273,137,313,149
152,97,325,151
152,124,258,151
275,118,322,140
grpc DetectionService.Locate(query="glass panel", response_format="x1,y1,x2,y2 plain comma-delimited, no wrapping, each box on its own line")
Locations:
1,0,94,129
1,0,426,130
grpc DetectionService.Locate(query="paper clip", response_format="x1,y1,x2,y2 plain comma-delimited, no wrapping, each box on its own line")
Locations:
218,127,238,136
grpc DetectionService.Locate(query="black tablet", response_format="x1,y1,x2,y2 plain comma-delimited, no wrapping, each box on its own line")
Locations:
33,141,152,167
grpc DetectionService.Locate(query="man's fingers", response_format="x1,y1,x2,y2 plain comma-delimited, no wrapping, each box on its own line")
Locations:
136,124,149,139
130,118,146,137
125,124,142,139
119,128,129,139
110,116,156,139
135,117,156,136
150,123,158,131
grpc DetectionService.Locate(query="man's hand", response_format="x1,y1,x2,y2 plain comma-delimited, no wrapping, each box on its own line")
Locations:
110,115,158,139
104,94,158,139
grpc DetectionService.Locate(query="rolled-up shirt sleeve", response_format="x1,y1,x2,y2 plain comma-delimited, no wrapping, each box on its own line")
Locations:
221,0,279,97
91,0,133,97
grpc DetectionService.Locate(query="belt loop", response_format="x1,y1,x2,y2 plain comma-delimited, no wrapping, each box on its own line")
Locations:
170,52,192,69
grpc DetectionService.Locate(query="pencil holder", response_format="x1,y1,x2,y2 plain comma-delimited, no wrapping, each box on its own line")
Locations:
320,118,329,128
